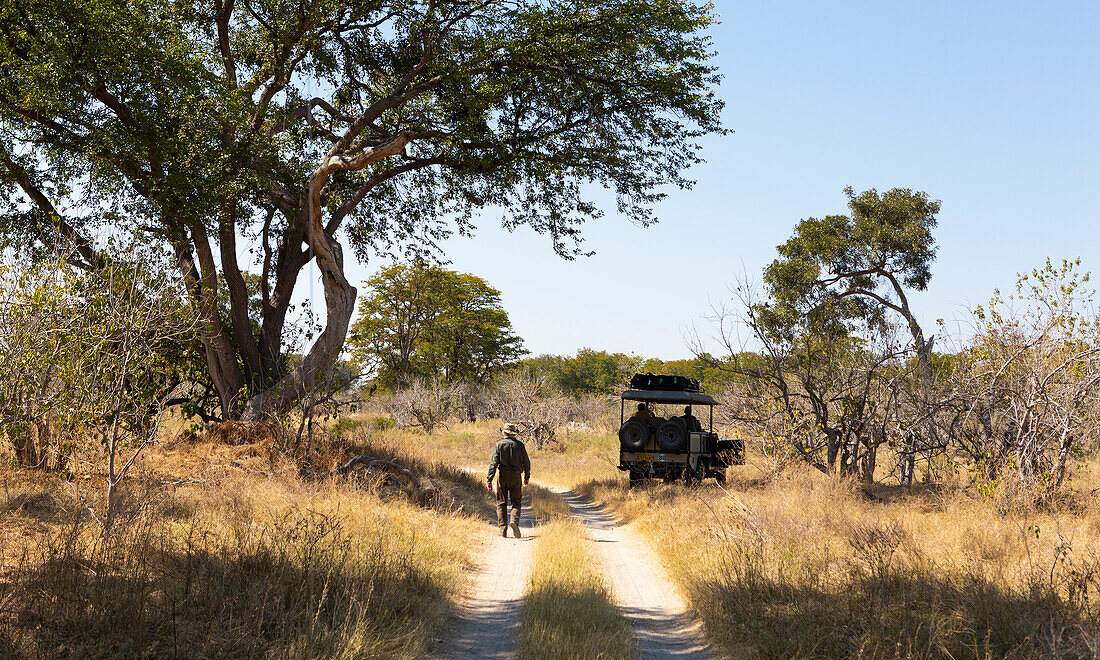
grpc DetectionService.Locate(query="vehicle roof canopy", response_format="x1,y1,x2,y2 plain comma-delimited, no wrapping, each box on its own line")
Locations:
621,390,719,405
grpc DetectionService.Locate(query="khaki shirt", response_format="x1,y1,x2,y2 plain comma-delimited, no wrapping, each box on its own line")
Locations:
487,436,531,482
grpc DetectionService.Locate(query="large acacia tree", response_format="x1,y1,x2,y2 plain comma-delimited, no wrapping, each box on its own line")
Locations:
701,188,940,480
0,0,723,419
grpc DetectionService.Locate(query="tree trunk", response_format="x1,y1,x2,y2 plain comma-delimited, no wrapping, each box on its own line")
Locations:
258,217,311,386
17,426,38,468
174,233,246,418
861,438,877,487
219,221,264,391
32,419,51,469
825,428,841,473
243,235,355,419
243,135,409,419
1052,429,1074,492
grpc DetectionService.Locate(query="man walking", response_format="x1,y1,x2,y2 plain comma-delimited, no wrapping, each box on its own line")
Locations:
487,423,531,538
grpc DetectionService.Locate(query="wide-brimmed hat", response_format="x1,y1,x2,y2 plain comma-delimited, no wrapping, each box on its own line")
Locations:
501,423,521,438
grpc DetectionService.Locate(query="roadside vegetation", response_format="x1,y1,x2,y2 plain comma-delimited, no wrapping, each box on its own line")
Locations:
577,457,1100,659
521,518,633,660
0,429,486,658
3,381,1100,657
351,417,1100,658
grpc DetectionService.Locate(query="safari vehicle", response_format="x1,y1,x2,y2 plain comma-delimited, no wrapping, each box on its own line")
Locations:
617,374,744,485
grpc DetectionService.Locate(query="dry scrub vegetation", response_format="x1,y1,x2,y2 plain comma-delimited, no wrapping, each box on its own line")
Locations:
0,427,489,658
347,416,1100,658
577,457,1100,659
5,404,1100,659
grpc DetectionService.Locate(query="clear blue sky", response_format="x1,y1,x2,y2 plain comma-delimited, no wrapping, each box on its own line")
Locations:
336,1,1100,360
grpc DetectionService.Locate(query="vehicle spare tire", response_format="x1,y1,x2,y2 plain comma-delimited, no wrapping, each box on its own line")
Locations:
618,420,648,451
656,420,687,452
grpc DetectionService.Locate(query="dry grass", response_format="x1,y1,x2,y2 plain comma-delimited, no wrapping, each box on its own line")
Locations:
18,408,1095,658
577,457,1100,659
332,416,620,488
176,416,1100,657
0,433,485,658
0,416,606,658
521,518,633,660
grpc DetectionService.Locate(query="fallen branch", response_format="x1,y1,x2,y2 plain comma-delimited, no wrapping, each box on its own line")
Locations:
322,455,437,505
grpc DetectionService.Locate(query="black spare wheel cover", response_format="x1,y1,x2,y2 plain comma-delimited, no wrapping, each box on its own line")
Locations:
656,420,687,452
619,420,648,451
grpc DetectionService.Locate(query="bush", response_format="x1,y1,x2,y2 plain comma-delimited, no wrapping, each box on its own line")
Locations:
0,250,198,528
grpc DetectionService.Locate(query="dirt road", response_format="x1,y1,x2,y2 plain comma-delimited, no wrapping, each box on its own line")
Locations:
440,479,718,659
554,487,718,660
435,515,537,659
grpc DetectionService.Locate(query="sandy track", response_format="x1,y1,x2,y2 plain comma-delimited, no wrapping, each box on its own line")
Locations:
554,487,720,660
434,500,537,659
439,475,718,659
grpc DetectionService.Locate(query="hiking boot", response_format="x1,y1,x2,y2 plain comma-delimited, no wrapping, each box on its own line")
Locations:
510,521,521,538
501,528,508,538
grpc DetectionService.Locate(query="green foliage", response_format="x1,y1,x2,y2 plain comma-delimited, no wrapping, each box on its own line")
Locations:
517,349,638,395
642,353,750,391
762,186,941,341
554,349,641,395
0,0,724,417
514,350,760,396
348,262,526,387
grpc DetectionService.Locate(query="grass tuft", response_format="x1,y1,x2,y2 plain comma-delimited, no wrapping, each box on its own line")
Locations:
521,518,633,660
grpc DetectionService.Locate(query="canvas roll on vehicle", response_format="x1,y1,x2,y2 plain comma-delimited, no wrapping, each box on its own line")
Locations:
618,374,744,485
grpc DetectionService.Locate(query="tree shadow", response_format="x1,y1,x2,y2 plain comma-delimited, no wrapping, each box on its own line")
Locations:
690,564,1097,659
1,519,455,658
2,487,85,526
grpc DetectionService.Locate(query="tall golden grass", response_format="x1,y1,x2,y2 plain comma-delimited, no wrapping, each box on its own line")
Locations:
9,412,1097,658
301,418,1100,657
0,435,484,658
578,461,1100,659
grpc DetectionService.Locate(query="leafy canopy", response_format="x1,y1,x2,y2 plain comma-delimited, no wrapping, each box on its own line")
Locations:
0,0,725,259
348,262,526,386
761,187,941,341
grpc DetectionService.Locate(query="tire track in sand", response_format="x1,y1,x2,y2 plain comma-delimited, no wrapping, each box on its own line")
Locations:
553,487,721,660
439,477,719,659
434,515,537,659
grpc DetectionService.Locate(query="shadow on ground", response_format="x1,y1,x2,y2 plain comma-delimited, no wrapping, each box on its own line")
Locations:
687,556,1100,658
0,516,451,658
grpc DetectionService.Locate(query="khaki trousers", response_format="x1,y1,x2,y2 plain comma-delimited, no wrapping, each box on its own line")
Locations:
496,469,523,530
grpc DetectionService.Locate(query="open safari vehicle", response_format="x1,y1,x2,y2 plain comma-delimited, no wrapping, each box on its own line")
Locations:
617,374,744,485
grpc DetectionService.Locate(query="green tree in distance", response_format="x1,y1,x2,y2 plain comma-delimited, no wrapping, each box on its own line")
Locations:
348,262,525,387
0,0,724,420
642,354,745,392
518,349,640,395
558,349,640,394
763,187,940,371
515,350,749,395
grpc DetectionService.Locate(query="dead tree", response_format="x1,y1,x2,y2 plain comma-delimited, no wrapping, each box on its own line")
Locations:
486,371,570,449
